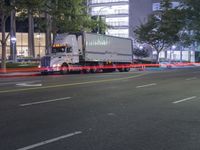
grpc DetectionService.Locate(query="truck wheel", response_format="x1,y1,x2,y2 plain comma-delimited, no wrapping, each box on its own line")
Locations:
124,68,130,72
83,66,90,73
91,66,98,73
41,71,48,75
60,64,69,75
83,68,90,73
118,68,124,72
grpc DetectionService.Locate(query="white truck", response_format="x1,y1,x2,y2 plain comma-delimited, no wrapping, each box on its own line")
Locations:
39,32,133,74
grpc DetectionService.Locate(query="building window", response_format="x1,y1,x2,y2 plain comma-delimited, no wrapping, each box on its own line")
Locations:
106,17,129,26
0,32,46,59
89,0,128,4
91,5,129,16
106,29,129,37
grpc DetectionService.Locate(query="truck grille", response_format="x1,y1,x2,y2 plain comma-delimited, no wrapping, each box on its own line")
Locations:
41,56,51,67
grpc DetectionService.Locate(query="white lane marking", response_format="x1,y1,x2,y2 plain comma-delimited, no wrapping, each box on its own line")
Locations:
16,83,42,87
136,83,157,88
0,80,41,86
20,97,71,107
172,96,197,104
186,77,197,81
16,131,82,150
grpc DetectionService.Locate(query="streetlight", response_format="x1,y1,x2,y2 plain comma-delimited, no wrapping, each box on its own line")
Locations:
11,36,16,62
97,6,112,34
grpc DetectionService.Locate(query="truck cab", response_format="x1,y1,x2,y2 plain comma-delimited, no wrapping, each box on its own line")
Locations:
39,34,80,74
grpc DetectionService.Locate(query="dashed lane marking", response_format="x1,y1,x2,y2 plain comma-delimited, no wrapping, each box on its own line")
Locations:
136,83,157,88
19,97,71,107
16,131,82,150
172,96,197,104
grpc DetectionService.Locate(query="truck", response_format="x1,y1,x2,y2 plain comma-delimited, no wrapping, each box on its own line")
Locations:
39,32,133,74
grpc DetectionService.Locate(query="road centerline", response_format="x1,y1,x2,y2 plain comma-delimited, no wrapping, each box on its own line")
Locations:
16,131,82,150
0,73,147,94
172,96,197,104
136,83,157,88
19,97,71,107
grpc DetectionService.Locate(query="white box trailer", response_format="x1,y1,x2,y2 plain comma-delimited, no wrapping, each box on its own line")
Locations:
40,32,133,74
83,33,133,63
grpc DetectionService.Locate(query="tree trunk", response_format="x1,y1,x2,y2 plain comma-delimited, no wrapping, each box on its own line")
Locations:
1,14,7,72
45,13,52,55
156,51,160,64
28,11,35,57
10,5,16,61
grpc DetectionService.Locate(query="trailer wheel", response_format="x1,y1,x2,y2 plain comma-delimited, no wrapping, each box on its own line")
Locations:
118,68,124,72
91,66,98,73
124,68,130,72
60,63,69,75
83,67,90,73
41,71,48,75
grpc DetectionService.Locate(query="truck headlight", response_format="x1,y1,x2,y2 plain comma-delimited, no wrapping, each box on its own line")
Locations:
53,64,61,68
53,64,57,68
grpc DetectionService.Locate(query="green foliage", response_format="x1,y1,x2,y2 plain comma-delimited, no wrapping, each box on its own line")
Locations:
181,0,200,43
15,0,102,33
43,0,104,33
134,0,184,63
16,0,44,16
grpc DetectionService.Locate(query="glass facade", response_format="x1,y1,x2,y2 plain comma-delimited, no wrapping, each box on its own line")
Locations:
0,33,46,59
88,0,129,38
89,0,128,4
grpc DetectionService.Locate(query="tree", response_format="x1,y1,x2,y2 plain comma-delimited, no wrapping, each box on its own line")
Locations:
43,0,106,54
0,0,13,70
16,0,44,57
180,0,200,43
134,0,184,63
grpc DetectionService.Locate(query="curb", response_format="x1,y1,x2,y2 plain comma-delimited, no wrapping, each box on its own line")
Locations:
0,72,40,78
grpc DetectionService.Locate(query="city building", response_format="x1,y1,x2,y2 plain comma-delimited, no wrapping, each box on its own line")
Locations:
87,0,154,38
1,0,199,62
87,0,199,62
88,0,130,38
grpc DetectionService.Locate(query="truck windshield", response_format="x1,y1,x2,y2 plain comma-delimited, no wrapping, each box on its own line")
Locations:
52,47,66,53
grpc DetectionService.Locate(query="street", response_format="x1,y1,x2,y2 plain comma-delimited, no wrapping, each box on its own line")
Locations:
1,68,200,150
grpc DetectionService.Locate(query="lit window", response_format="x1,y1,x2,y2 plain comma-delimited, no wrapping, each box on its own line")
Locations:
106,17,129,26
89,0,129,4
91,5,129,16
106,29,129,37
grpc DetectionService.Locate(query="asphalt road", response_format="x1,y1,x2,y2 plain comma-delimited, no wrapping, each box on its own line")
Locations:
1,68,200,150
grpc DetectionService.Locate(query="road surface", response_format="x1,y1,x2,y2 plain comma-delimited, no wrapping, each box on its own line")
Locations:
0,68,200,150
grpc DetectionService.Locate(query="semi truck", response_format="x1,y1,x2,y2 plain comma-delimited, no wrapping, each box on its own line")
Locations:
39,32,133,74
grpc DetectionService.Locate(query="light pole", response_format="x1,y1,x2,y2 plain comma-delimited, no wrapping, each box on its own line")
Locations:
97,6,111,34
11,37,16,62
